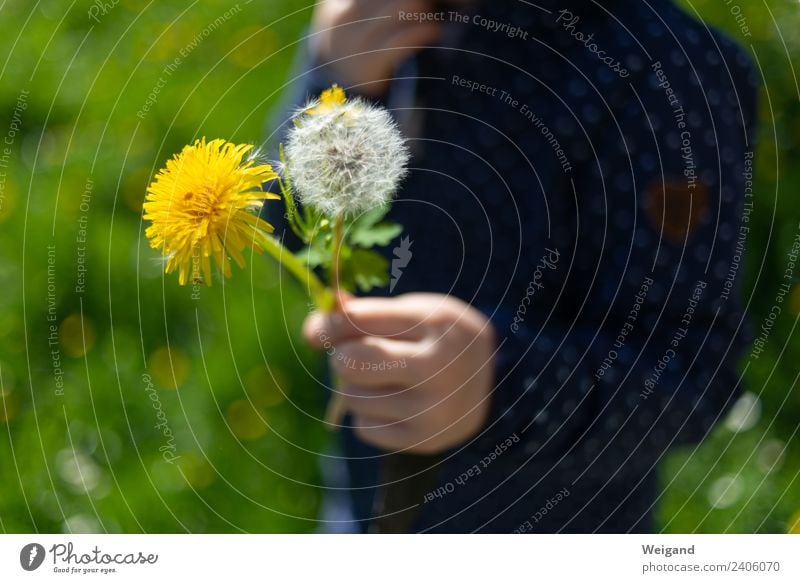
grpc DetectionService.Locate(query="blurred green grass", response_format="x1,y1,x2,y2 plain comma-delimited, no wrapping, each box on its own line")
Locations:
0,0,798,533
0,0,328,534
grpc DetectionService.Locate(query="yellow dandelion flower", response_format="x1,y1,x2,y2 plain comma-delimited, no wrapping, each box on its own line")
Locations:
143,138,279,286
305,84,347,116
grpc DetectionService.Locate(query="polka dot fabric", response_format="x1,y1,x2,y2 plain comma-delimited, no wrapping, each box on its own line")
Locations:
281,0,759,532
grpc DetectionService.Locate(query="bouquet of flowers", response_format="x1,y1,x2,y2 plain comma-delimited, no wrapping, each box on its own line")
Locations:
143,85,410,426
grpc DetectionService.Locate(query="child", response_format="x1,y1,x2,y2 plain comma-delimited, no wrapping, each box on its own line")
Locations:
282,0,759,532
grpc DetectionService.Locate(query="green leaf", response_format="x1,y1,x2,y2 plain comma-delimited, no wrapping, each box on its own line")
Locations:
294,203,398,292
296,214,335,266
341,248,390,293
279,144,315,242
347,204,402,248
352,204,391,230
297,245,326,268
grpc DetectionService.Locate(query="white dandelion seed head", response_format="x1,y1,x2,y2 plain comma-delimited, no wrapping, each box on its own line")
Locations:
285,98,410,217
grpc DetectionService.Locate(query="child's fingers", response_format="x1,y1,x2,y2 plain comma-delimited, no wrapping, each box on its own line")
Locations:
303,298,431,346
337,290,354,304
331,336,421,385
340,384,417,422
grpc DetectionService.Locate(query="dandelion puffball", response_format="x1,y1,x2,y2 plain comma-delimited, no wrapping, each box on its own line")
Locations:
284,86,410,217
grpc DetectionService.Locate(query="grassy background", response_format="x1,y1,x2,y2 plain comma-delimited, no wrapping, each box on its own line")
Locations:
0,0,798,533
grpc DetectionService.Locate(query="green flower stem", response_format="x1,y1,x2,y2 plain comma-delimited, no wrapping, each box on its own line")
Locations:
324,213,347,430
260,232,343,430
330,214,345,310
258,234,335,312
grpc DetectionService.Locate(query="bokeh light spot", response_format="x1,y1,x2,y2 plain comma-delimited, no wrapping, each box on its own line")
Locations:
149,346,190,389
60,313,97,358
226,399,268,441
244,365,288,408
179,453,215,490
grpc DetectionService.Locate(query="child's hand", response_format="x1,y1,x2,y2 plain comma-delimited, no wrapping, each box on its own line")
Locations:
310,0,443,97
303,293,496,453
